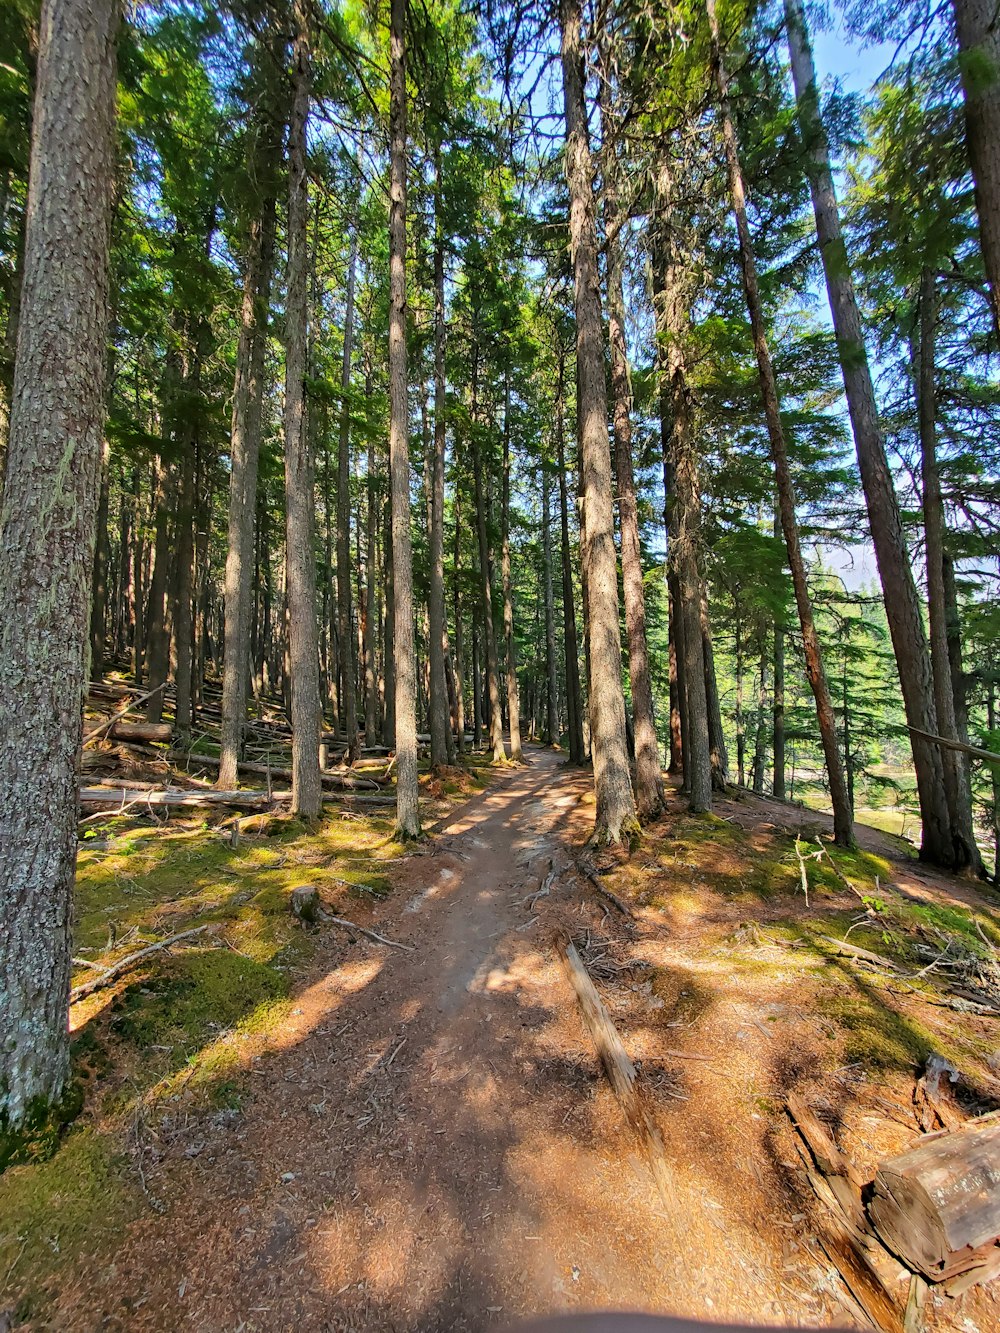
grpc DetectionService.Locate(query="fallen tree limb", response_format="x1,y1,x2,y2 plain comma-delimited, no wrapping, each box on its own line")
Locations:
907,725,1000,767
558,935,674,1208
78,786,398,813
321,912,414,951
576,860,634,918
70,925,208,1002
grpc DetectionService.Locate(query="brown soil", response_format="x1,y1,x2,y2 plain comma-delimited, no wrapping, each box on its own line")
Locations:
38,748,1000,1331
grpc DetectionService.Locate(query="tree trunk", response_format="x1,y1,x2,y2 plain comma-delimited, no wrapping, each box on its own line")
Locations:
655,159,711,813
388,0,419,836
0,0,118,1132
556,360,585,765
144,457,173,722
602,83,664,821
785,0,956,867
364,395,379,746
701,587,729,789
218,126,279,786
337,223,360,761
428,152,450,770
90,441,111,679
283,1,322,819
918,267,980,871
542,455,559,745
559,0,638,842
952,0,1000,341
471,358,507,764
711,0,854,842
501,377,523,762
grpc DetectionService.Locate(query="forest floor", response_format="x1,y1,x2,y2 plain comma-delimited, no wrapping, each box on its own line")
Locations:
3,744,1000,1332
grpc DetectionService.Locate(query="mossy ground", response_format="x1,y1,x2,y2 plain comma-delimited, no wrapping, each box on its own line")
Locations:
1,760,484,1320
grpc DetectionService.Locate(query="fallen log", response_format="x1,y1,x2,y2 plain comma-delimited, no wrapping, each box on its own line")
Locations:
78,785,399,813
178,750,385,790
868,1118,1000,1280
558,935,674,1209
109,720,172,743
787,1091,865,1227
83,682,166,747
79,786,273,811
70,925,208,1003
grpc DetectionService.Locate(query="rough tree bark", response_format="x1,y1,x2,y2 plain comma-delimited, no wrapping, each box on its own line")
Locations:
388,0,420,836
283,0,322,818
0,0,118,1133
471,356,507,764
952,0,1000,341
785,0,960,869
710,0,854,843
559,0,638,842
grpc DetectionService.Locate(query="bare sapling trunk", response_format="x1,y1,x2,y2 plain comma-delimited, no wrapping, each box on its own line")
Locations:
144,457,173,723
785,0,958,868
952,0,1000,341
710,0,854,843
388,0,420,837
283,1,322,819
90,441,110,679
501,377,523,762
0,0,118,1138
428,153,450,770
559,0,638,842
338,224,360,762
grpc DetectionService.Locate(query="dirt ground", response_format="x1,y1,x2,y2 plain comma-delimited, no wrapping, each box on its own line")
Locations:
26,746,1000,1331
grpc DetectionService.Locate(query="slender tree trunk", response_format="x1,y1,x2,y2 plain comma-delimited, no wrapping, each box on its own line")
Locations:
952,0,1000,341
501,377,523,762
655,162,711,812
602,92,664,820
773,618,786,799
785,0,954,864
428,152,450,769
471,358,507,764
453,488,466,754
556,364,584,764
711,0,854,841
559,0,637,841
382,491,395,747
542,456,559,745
219,156,278,785
388,0,419,836
752,638,768,795
90,441,111,679
283,1,322,818
918,267,980,870
472,618,483,747
144,457,173,721
702,588,729,788
364,399,379,746
337,224,359,761
0,0,118,1132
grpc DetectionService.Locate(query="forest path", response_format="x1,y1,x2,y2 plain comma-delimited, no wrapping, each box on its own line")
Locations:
62,746,836,1332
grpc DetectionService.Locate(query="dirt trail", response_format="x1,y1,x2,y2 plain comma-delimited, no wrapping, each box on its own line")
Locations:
52,748,896,1330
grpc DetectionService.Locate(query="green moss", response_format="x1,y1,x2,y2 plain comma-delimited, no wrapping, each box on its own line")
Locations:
815,983,935,1071
0,1083,84,1173
0,1128,134,1314
108,949,289,1053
